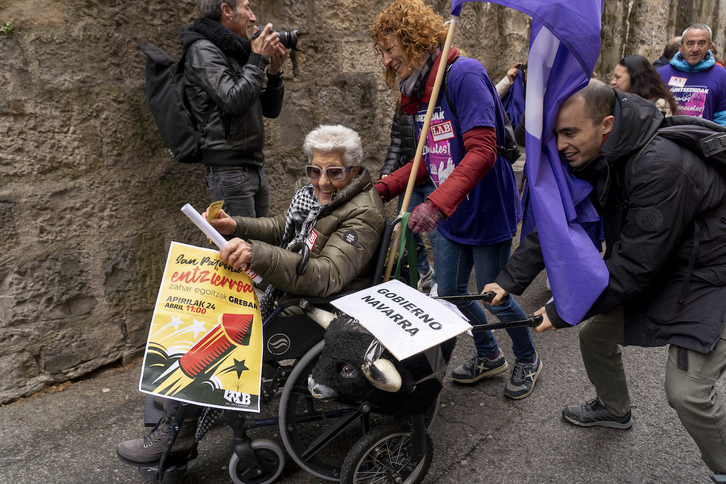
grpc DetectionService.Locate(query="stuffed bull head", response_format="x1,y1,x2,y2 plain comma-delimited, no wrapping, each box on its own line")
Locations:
303,306,455,415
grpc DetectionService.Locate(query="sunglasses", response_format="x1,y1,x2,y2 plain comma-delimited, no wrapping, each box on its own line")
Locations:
305,165,354,181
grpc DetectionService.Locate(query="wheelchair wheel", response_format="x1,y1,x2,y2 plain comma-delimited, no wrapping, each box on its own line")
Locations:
339,425,433,484
279,341,393,481
228,439,284,484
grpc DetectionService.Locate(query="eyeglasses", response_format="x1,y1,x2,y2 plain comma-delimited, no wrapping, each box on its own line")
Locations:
305,165,354,181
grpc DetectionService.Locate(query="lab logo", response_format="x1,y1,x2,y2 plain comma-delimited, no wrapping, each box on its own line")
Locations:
431,121,455,142
267,333,291,356
224,390,251,405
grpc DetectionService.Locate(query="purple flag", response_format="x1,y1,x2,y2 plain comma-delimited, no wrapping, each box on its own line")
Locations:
451,0,608,324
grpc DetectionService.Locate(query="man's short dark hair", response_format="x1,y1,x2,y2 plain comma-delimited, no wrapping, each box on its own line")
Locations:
576,79,616,126
664,36,681,60
197,0,239,20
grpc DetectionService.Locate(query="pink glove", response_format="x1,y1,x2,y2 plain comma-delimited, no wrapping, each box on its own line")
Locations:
407,200,444,233
375,183,391,203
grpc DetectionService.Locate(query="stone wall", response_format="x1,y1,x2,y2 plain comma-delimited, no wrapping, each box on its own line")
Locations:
0,0,720,403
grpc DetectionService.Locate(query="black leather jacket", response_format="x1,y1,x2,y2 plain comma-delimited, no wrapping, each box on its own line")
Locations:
497,92,726,353
180,29,284,167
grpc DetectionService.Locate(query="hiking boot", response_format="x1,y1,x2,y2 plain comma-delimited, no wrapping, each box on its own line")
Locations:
117,413,197,466
562,397,633,429
503,354,542,400
451,350,508,383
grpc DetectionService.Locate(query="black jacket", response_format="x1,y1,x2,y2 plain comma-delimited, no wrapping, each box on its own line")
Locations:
497,91,726,353
380,112,417,177
652,54,670,70
179,29,284,167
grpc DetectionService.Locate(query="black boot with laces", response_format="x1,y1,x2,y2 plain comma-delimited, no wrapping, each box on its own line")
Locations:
117,412,197,466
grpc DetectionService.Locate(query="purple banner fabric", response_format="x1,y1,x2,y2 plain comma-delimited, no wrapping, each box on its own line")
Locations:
502,73,525,132
451,0,608,324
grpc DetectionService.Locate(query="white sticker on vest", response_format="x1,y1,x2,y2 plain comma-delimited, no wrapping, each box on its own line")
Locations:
668,76,687,88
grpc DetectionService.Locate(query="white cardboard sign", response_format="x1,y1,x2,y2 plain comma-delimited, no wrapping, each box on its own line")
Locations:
332,280,471,361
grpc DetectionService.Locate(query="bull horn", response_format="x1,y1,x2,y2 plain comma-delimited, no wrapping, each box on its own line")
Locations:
303,304,336,329
362,358,402,392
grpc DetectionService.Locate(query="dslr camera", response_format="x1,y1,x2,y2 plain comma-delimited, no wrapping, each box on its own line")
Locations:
251,28,303,51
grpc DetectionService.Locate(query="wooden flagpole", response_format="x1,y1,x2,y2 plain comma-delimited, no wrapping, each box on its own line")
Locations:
384,15,459,282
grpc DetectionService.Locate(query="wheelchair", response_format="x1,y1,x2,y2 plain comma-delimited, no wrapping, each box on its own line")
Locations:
133,215,439,484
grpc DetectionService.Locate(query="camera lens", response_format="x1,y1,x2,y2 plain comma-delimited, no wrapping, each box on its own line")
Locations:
251,28,303,51
277,29,300,50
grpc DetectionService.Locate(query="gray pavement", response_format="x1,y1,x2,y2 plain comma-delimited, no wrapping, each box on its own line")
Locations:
0,266,720,484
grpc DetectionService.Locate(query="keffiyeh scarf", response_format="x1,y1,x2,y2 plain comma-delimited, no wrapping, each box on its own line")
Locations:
259,185,326,319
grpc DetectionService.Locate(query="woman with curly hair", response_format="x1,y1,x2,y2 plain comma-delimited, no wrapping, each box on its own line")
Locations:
611,55,679,116
372,0,542,400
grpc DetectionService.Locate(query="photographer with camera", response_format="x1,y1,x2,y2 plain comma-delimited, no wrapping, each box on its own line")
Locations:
179,0,289,218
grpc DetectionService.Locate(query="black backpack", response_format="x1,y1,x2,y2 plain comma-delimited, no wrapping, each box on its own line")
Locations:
625,115,726,303
138,42,210,164
443,60,521,164
628,116,726,179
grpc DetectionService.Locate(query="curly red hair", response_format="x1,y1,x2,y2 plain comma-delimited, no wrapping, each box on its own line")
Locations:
370,0,448,89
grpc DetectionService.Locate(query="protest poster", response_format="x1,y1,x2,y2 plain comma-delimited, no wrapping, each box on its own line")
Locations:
139,241,263,412
332,279,471,361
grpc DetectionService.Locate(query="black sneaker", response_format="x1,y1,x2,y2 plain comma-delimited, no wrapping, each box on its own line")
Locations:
503,354,542,400
451,351,508,383
562,397,632,429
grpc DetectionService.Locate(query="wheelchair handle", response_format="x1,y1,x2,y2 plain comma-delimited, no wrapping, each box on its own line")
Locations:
470,315,543,331
433,291,510,303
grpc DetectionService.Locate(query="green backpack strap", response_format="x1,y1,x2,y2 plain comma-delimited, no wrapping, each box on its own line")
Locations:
394,212,419,289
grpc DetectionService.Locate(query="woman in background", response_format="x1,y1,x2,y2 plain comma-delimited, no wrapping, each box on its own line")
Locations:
611,54,678,116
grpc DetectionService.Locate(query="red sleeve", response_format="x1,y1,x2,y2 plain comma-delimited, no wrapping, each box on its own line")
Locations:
427,126,497,217
378,159,429,199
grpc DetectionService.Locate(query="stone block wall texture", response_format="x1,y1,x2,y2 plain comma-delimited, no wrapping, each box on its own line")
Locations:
0,0,720,403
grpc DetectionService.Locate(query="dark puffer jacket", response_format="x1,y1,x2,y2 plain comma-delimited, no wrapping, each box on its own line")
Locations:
233,168,386,297
380,112,417,177
497,91,726,353
180,30,284,167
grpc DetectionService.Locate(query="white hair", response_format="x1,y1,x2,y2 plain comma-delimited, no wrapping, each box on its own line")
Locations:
303,125,363,168
682,23,712,43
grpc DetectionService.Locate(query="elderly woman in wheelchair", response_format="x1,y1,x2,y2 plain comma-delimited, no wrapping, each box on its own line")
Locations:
211,124,387,317
116,124,386,477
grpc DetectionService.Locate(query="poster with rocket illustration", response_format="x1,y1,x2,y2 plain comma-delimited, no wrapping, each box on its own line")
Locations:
139,242,263,412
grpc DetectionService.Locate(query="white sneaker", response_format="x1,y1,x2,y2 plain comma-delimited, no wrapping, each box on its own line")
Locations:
429,282,438,297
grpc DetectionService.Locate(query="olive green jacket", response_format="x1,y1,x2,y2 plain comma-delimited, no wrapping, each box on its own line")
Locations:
233,168,386,297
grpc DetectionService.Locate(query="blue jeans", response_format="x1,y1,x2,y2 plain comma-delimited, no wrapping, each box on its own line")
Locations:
205,166,269,218
398,183,437,278
434,234,535,361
